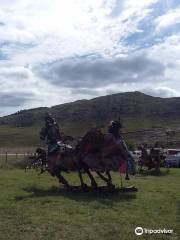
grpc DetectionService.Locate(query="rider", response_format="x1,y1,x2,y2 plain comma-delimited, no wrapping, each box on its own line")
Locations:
108,118,136,176
108,119,122,139
40,113,62,155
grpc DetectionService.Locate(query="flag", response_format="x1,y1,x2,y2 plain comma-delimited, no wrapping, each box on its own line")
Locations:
119,161,127,173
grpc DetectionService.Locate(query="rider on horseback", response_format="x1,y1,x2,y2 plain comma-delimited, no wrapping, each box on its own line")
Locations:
40,113,62,155
108,120,122,139
108,118,136,176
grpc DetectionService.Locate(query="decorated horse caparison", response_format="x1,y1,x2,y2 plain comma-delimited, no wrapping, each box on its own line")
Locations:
30,113,136,190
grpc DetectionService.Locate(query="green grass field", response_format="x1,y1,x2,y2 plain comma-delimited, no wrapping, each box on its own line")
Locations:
0,167,179,240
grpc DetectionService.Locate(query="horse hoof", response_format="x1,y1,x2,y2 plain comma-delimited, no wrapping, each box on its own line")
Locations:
108,184,115,190
81,184,88,190
64,185,72,190
92,183,98,189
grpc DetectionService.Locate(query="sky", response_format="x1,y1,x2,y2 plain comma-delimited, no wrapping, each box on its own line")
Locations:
0,0,180,116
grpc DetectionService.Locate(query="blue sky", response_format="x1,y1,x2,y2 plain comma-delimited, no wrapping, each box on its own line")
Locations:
0,0,180,115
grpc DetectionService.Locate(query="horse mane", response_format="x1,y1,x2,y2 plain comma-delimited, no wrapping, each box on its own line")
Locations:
79,128,104,153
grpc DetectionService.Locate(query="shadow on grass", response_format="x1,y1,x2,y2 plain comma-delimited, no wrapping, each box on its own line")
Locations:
137,168,170,177
15,185,137,204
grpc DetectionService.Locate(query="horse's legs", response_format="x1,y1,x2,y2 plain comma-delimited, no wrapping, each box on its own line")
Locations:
106,170,115,188
55,170,71,188
78,168,88,189
95,170,115,188
78,169,84,185
96,171,109,184
59,174,70,187
86,169,98,188
106,169,113,185
83,165,97,188
78,160,97,188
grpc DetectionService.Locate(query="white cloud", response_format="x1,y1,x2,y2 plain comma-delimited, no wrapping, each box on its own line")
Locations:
0,0,180,116
141,86,179,97
0,0,157,65
155,5,180,31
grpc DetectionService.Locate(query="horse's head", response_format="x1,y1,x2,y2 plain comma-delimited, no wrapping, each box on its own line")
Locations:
36,147,46,154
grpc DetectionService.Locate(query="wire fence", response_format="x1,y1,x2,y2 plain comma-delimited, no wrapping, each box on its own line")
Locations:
0,152,34,168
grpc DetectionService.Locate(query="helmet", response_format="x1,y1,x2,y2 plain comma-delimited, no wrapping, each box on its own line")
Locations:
109,120,122,129
44,112,54,124
108,119,122,136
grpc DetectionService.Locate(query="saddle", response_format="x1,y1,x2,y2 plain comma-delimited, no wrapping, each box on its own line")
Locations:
48,141,73,155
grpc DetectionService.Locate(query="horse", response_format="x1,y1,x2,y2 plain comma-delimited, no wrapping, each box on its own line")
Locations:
39,128,136,189
77,128,136,186
138,147,162,172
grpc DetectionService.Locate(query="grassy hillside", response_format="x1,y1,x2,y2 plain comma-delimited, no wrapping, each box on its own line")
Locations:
0,168,179,240
0,126,40,148
1,91,180,147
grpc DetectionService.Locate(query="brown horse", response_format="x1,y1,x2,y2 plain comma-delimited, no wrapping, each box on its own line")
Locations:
138,147,161,172
35,143,98,189
77,128,135,185
39,128,136,189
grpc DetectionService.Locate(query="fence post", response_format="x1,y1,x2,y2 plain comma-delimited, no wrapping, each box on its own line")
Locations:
5,152,7,164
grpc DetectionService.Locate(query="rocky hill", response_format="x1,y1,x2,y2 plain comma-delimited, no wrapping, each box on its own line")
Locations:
1,91,180,147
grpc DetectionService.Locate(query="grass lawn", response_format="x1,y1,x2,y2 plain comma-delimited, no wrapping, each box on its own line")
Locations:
0,168,179,240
